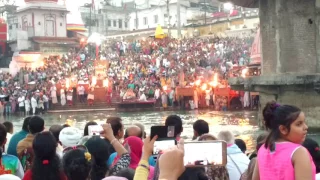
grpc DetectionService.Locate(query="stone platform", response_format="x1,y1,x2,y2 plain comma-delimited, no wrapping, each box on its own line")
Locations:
229,74,320,130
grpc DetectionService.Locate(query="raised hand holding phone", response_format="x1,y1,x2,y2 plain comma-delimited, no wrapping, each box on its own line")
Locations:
159,139,185,180
100,123,115,141
143,135,158,158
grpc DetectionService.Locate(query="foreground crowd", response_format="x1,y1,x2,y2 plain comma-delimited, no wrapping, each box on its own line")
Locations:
0,100,318,180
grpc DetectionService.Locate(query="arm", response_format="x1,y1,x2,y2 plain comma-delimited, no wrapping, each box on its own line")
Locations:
110,153,131,175
110,139,128,156
293,147,313,180
133,154,151,180
252,158,260,180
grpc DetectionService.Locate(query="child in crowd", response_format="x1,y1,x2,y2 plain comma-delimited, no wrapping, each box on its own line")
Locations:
253,101,315,179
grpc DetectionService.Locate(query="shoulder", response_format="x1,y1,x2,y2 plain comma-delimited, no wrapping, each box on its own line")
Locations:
292,146,309,160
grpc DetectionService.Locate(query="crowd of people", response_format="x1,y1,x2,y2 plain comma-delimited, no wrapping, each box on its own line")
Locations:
0,34,256,115
0,101,316,179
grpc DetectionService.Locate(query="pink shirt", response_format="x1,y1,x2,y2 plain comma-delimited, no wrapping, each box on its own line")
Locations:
258,142,316,180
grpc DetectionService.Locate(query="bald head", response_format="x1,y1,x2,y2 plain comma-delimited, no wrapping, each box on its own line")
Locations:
124,125,142,139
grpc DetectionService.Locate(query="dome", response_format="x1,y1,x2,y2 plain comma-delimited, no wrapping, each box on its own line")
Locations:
24,0,58,3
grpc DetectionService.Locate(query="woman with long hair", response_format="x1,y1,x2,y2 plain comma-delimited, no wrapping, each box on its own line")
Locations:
22,131,66,180
253,101,315,180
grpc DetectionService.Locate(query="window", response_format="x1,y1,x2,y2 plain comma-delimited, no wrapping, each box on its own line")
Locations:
125,22,128,28
108,20,111,27
154,15,158,23
119,19,122,29
9,25,12,30
143,17,148,25
113,20,116,27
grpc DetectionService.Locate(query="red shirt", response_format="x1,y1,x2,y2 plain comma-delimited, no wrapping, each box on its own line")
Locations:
23,170,67,180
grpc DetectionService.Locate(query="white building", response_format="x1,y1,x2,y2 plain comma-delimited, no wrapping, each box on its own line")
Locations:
8,0,78,53
8,0,79,73
128,1,188,31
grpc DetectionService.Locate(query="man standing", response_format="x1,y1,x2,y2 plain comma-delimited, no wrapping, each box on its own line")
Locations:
7,117,30,156
17,94,25,116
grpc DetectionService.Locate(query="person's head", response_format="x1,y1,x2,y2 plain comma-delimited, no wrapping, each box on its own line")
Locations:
107,117,124,139
263,101,307,151
217,130,234,144
31,131,62,180
0,124,7,153
235,139,246,153
192,120,209,140
124,126,141,139
115,168,135,180
198,134,217,141
49,125,64,144
22,117,31,132
3,121,13,134
63,148,92,180
165,115,183,138
28,116,45,134
62,124,71,128
134,123,145,139
84,121,98,136
59,127,82,148
114,136,143,169
86,136,111,180
303,138,320,173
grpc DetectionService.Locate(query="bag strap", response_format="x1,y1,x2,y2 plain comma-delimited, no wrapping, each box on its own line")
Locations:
228,154,243,175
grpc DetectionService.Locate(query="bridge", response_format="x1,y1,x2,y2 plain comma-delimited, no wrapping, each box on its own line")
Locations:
222,0,320,129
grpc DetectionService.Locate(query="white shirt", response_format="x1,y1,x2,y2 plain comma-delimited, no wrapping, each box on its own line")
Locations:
18,97,24,107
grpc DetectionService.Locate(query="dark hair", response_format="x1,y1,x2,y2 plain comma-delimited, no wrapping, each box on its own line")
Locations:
303,138,320,173
31,131,63,180
0,124,7,159
63,149,91,180
107,117,123,137
49,125,64,142
115,168,135,180
165,115,183,137
86,136,111,180
263,101,301,151
62,124,70,128
235,139,247,153
22,117,31,131
193,120,209,136
256,132,268,151
84,121,98,136
28,116,45,134
3,121,13,133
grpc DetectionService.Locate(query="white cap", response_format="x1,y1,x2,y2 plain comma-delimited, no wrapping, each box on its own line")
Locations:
0,174,21,180
59,127,82,148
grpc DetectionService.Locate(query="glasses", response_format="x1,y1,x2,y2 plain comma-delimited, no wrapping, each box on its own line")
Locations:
62,145,88,154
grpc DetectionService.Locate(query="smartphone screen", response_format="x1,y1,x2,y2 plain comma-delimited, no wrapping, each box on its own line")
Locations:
184,141,227,167
150,126,175,139
88,125,103,136
153,139,176,155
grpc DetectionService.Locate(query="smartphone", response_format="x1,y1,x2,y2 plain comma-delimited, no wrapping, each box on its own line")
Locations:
153,139,176,155
150,126,175,139
183,141,227,167
88,125,103,136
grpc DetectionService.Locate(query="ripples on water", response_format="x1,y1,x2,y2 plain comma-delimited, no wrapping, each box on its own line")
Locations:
1,110,263,151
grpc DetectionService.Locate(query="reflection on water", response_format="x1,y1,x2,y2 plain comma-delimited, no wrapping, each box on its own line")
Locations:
1,110,262,151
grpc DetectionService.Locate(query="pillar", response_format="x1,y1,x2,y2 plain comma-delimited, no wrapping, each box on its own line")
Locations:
260,0,320,75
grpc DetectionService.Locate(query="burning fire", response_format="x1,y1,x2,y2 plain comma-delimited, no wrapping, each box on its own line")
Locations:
201,83,207,91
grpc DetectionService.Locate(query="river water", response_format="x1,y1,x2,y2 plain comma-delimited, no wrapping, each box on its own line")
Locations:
2,110,319,151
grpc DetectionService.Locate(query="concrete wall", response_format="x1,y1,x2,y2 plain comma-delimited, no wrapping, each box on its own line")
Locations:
260,0,319,75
